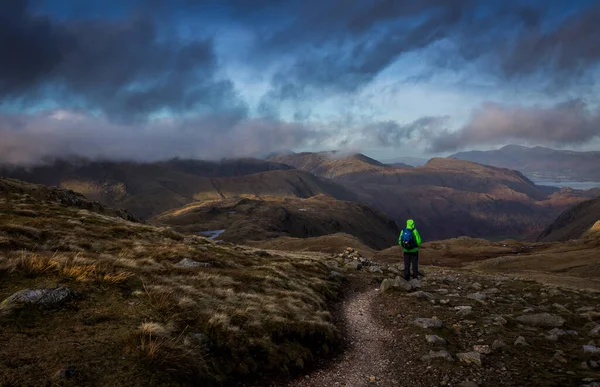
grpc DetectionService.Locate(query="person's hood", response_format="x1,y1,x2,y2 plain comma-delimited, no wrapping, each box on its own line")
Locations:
406,219,415,229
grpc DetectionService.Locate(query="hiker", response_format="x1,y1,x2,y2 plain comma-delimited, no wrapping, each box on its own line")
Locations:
399,219,422,281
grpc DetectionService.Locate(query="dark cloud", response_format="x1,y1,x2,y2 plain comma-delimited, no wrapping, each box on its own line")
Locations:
0,0,244,122
429,99,600,152
257,0,474,112
0,110,321,165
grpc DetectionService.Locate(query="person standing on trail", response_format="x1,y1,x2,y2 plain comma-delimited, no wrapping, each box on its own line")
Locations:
399,219,422,281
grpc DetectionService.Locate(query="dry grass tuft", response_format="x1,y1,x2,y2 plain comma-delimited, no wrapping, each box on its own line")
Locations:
13,252,59,277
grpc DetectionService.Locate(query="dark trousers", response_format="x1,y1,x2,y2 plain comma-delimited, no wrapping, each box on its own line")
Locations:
404,251,419,281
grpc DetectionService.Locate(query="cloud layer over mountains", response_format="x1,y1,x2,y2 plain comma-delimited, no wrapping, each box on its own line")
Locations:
1,0,600,163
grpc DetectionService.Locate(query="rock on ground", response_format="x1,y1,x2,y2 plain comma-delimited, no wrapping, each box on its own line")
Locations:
414,317,444,329
457,352,482,366
515,313,565,327
175,258,211,268
421,350,454,362
1,287,74,308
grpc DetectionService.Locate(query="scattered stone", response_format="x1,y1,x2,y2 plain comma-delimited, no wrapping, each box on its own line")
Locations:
484,288,500,295
457,352,482,366
393,277,413,292
590,360,599,369
175,258,211,268
473,345,491,355
458,381,479,387
426,335,447,345
408,279,421,288
1,287,74,308
514,336,529,346
255,250,271,257
552,303,571,314
346,261,362,270
381,279,395,293
583,345,600,354
454,305,472,317
409,291,435,301
387,266,401,275
369,265,384,274
437,289,449,295
414,317,444,329
590,325,600,337
548,288,564,297
471,283,482,291
439,299,450,305
493,316,508,326
421,350,454,362
492,340,506,350
552,351,568,364
515,313,565,327
466,292,487,302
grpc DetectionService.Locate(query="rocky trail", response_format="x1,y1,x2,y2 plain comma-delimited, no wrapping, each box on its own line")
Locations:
276,249,600,387
287,287,396,387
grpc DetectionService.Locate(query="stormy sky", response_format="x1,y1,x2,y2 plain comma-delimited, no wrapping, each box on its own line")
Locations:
2,0,600,164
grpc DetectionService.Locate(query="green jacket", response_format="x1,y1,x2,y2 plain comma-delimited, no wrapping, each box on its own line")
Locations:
398,219,422,253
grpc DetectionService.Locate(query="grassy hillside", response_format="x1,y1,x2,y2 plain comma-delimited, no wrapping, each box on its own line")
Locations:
152,195,399,250
1,159,357,220
0,178,344,385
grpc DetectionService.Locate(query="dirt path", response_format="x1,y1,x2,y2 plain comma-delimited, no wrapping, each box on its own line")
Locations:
287,288,399,387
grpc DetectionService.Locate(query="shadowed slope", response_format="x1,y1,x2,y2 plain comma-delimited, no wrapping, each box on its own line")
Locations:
152,195,399,250
538,195,600,242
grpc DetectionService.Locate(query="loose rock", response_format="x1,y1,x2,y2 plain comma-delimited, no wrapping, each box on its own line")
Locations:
514,336,529,346
414,317,444,329
515,313,565,327
421,350,454,362
457,352,482,366
426,335,447,345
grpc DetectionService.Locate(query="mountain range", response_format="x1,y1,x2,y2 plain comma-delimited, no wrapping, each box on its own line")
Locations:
2,150,598,242
450,145,600,182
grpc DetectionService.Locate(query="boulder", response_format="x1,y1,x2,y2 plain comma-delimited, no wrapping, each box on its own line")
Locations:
515,313,565,327
1,287,74,309
457,352,482,366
